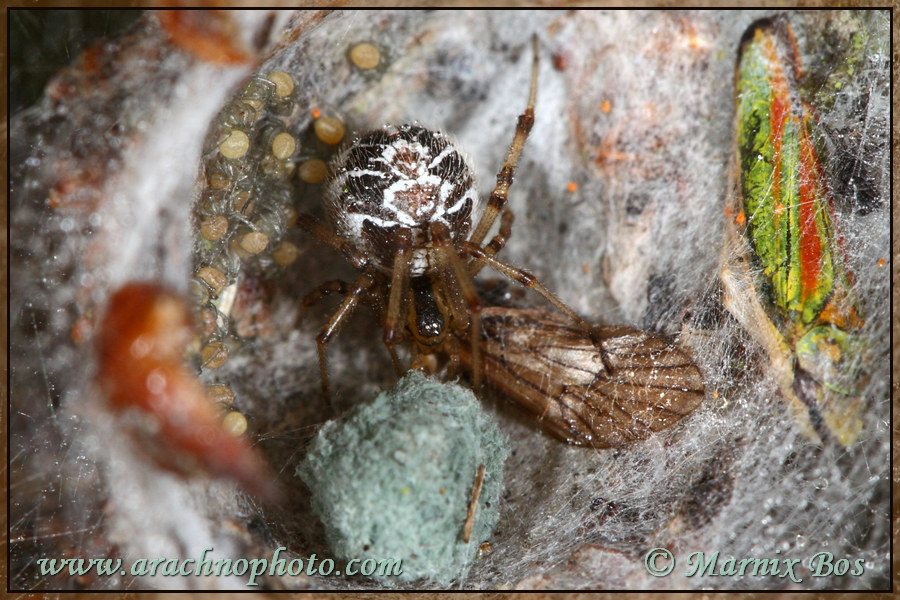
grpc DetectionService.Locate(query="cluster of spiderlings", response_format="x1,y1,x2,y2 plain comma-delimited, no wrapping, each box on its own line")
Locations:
190,65,351,422
189,71,303,422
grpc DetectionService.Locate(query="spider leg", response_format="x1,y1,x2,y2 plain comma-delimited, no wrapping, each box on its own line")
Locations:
430,223,475,327
297,213,371,271
469,35,538,248
432,222,484,390
315,272,376,403
470,208,514,277
384,344,404,377
463,242,594,336
443,334,461,379
299,279,350,323
383,228,413,376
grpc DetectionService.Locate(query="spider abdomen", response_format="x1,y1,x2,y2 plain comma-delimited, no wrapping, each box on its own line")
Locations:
325,124,478,275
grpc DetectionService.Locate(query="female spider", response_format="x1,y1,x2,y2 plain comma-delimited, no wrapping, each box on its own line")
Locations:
298,36,592,399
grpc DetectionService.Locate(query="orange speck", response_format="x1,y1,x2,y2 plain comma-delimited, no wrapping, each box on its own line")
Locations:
774,202,785,215
582,263,590,275
877,257,885,267
713,391,719,399
552,50,569,71
312,108,321,119
735,211,746,226
600,99,612,113
567,181,578,193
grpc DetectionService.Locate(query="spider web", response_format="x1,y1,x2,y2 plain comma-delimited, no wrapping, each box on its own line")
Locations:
8,9,891,592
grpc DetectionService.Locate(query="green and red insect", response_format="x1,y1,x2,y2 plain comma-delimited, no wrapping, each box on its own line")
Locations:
721,16,866,446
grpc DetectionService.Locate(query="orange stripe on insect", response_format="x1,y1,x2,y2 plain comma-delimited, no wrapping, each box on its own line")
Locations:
797,124,825,306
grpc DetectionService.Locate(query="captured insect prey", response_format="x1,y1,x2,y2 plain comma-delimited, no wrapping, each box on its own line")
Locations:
10,9,888,593
720,16,868,446
298,35,594,401
456,308,706,447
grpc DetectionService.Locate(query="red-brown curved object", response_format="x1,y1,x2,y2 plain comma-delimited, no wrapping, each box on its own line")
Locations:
96,282,278,500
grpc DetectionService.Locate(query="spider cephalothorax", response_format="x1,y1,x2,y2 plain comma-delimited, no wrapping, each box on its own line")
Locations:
298,36,592,399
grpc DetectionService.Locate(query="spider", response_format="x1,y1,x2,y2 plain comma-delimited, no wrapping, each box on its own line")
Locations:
297,36,593,400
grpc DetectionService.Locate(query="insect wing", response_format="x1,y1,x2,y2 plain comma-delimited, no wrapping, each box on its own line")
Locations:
466,308,705,447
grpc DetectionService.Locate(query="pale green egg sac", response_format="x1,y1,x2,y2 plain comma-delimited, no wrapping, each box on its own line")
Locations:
298,371,508,586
